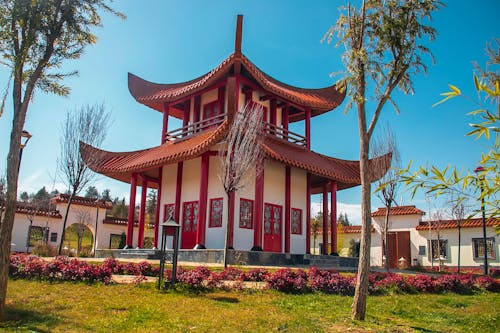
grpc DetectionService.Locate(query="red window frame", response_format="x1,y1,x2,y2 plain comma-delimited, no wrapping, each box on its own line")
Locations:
209,198,223,228
291,208,302,235
163,203,175,222
239,198,254,229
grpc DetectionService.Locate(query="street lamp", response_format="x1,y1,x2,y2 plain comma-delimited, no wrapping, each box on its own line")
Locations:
157,214,180,290
18,130,32,172
474,166,488,275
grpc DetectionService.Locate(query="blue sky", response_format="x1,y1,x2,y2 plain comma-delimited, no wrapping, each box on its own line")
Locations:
0,0,498,224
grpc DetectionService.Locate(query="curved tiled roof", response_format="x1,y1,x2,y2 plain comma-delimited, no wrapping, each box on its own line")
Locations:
51,194,113,209
128,53,345,121
416,218,499,231
262,137,391,190
80,125,390,190
372,205,425,217
10,202,62,219
80,122,229,184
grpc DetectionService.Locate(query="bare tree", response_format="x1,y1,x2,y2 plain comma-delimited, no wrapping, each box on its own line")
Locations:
373,125,401,272
72,209,93,257
57,104,110,255
323,0,442,320
219,102,265,268
430,210,445,272
449,198,469,274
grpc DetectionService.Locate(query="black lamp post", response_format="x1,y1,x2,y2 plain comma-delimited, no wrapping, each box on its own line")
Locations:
474,166,489,275
158,214,180,290
18,130,32,172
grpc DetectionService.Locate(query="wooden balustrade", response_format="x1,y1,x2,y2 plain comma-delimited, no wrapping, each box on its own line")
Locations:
164,113,308,148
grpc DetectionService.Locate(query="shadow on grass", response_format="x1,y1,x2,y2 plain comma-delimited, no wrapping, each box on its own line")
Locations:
208,296,239,303
1,307,61,332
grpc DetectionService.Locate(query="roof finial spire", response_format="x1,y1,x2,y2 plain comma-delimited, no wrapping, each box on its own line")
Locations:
235,15,243,55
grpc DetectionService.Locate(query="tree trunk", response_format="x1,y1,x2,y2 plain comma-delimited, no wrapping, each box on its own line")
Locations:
457,224,461,274
383,203,391,272
0,100,29,320
352,140,371,320
58,192,75,255
223,191,231,268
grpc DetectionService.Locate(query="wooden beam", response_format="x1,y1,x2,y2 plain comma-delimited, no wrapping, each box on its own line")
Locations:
153,167,163,248
284,166,291,253
306,173,311,254
330,181,338,255
195,153,210,249
126,173,138,247
235,15,243,54
137,180,148,248
322,183,329,255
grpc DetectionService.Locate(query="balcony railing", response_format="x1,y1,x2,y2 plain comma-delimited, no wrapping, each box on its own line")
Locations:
263,122,307,147
165,113,227,142
164,113,307,148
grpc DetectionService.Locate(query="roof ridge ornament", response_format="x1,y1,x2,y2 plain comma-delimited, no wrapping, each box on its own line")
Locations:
234,15,243,55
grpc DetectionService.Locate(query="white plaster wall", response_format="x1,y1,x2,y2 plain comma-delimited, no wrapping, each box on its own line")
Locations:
263,160,286,252
416,227,500,268
290,167,307,254
98,224,154,249
372,214,423,267
205,156,228,249
233,165,256,251
10,213,61,252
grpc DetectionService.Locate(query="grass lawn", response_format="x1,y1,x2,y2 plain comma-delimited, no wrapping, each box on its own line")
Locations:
2,279,499,332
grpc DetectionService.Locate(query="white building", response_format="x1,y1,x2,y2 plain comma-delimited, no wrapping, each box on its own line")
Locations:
338,205,500,269
8,194,153,254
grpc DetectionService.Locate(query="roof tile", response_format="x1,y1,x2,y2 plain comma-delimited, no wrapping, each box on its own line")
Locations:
372,205,425,217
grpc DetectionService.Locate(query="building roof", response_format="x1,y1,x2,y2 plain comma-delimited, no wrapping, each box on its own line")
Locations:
371,205,425,217
51,194,113,209
80,122,391,190
337,225,375,234
12,202,62,219
128,53,345,122
415,217,499,231
103,216,154,229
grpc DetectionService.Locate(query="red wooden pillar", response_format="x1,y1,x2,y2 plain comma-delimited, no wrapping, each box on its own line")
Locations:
137,178,147,248
322,183,329,255
162,103,169,143
174,162,183,224
305,108,311,150
153,169,162,248
195,153,209,249
283,105,289,131
228,192,235,248
252,160,264,251
193,96,201,131
270,98,277,126
218,85,225,115
306,173,311,254
126,173,138,247
330,181,338,255
182,101,190,132
284,166,291,253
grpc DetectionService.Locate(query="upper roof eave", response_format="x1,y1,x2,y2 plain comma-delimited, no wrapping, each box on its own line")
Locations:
127,52,345,120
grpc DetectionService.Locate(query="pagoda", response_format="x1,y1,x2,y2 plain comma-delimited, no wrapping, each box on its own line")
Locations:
81,16,390,255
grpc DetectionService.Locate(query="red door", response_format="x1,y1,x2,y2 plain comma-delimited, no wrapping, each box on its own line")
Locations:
263,203,282,252
181,201,198,249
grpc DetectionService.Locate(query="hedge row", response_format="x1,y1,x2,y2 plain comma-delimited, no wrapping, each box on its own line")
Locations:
9,255,500,294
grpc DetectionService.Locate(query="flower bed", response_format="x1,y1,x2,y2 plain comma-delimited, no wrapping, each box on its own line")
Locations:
9,255,500,294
